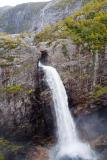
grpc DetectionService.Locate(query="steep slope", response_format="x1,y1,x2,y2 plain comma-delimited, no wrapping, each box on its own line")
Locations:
0,6,12,14
0,32,38,139
35,0,107,52
0,0,83,34
0,2,47,33
0,32,54,140
40,0,82,30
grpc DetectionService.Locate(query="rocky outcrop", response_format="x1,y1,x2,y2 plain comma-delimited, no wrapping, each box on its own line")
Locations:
1,34,107,136
0,33,39,139
0,33,56,140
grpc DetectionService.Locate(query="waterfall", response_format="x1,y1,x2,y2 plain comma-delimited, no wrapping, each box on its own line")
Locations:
39,62,97,160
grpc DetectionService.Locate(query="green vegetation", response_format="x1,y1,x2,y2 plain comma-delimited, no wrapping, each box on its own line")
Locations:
35,0,107,53
0,55,15,67
0,63,12,67
0,84,33,94
27,89,33,94
0,153,5,160
0,138,23,153
0,55,15,61
3,85,23,94
0,137,23,160
5,56,15,62
35,21,69,43
0,33,25,51
92,84,107,99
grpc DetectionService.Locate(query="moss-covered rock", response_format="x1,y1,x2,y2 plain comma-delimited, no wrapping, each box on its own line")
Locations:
0,138,23,153
0,84,33,94
0,153,5,160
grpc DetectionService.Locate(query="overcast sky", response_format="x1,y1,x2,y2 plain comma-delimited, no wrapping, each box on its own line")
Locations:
0,0,51,7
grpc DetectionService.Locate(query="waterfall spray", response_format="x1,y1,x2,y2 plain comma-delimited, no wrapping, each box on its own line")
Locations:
39,62,97,160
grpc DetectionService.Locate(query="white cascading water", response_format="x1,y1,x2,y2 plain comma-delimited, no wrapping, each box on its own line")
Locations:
39,62,97,160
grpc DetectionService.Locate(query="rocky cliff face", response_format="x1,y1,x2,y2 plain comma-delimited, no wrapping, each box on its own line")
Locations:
0,2,47,33
36,39,107,159
0,32,107,158
37,39,107,115
0,33,38,139
0,33,55,140
40,0,82,30
0,0,82,33
0,0,83,139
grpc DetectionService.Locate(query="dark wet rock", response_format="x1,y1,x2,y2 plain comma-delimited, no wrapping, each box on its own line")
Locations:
0,34,39,139
0,137,27,160
27,145,49,160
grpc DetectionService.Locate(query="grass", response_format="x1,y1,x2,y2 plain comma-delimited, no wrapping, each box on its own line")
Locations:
4,85,23,94
0,138,23,154
0,84,33,94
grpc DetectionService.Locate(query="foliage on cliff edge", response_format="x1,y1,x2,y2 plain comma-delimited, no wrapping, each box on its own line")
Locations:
35,0,107,53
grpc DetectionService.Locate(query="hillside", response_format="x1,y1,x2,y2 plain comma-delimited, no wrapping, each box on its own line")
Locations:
35,0,107,53
39,0,82,30
0,0,83,34
0,2,47,33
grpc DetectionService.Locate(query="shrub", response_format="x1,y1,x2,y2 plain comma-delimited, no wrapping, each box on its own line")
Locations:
4,85,23,94
0,84,33,94
92,84,107,98
0,33,25,51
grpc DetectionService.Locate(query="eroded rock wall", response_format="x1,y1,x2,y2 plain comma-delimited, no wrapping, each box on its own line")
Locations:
0,35,39,139
37,39,107,115
0,37,107,144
